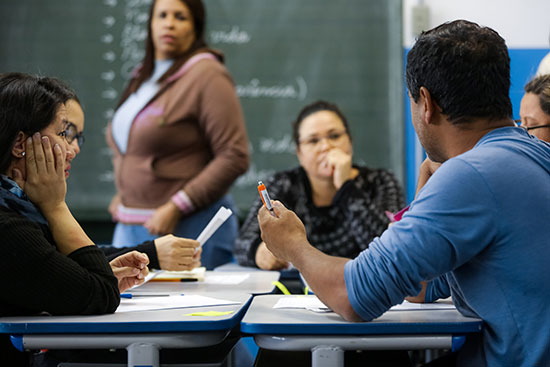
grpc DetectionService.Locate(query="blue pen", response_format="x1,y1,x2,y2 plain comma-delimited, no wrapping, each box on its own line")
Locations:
120,293,178,298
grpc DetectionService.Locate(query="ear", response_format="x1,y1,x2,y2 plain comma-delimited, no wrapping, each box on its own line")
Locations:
418,87,441,125
11,131,27,158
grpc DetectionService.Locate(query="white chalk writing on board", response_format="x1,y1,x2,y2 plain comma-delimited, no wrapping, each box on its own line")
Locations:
259,134,295,154
99,0,150,184
210,26,251,44
236,77,307,100
119,1,149,79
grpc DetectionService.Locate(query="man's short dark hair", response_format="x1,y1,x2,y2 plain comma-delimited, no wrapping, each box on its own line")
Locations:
406,20,512,124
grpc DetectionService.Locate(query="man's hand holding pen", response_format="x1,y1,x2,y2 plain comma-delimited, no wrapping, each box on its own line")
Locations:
258,200,309,263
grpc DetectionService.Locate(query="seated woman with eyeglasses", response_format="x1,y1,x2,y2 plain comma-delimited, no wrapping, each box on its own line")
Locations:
62,93,202,272
0,72,156,365
235,100,405,270
519,74,550,143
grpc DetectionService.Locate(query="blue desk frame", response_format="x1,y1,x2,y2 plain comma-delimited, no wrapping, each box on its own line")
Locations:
0,293,252,367
241,295,483,367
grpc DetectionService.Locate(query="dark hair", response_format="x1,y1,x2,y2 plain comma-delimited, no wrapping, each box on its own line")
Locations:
292,100,351,146
0,73,74,173
524,74,550,116
406,20,512,124
118,0,210,106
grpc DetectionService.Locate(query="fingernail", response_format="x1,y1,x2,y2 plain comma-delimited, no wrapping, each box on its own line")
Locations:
42,136,49,143
33,132,40,138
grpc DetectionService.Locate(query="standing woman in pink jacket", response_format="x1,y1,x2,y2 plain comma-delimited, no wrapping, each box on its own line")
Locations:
107,0,249,269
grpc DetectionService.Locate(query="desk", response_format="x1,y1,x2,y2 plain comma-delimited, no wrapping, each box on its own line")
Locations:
130,270,279,296
215,263,299,281
0,292,251,367
214,263,301,293
241,295,483,367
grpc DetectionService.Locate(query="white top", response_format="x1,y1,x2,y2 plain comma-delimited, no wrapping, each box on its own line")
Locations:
111,59,174,154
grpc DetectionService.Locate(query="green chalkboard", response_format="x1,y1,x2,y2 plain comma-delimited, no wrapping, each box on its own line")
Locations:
0,0,404,220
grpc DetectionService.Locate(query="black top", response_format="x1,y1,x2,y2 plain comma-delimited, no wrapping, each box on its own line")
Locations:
0,204,120,365
102,241,160,270
234,166,405,267
0,207,120,316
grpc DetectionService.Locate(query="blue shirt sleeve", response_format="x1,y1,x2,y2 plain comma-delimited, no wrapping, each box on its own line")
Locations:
425,275,451,302
344,158,499,321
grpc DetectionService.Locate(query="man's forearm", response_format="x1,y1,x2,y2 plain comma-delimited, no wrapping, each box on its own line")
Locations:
292,244,362,321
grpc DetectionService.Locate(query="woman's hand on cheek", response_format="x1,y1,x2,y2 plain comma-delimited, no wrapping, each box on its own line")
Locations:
326,148,353,189
22,133,67,212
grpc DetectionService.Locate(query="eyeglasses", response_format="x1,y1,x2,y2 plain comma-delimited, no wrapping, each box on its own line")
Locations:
64,122,85,148
299,131,347,148
514,119,550,132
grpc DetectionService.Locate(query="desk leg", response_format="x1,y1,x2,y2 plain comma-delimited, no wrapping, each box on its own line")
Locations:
127,342,159,367
311,345,344,367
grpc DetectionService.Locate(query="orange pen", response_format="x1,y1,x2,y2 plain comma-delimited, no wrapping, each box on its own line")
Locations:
257,181,276,217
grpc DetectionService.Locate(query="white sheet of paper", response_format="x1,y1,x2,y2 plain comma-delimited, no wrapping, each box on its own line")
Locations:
196,206,233,247
273,296,331,312
116,295,239,313
128,270,164,290
204,274,249,285
389,300,456,311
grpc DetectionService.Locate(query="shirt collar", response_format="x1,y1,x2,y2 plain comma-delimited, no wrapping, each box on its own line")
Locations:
0,174,24,199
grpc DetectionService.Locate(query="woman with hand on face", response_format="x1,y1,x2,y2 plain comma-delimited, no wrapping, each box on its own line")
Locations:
65,96,201,271
519,74,550,143
0,73,150,365
235,101,405,270
107,0,249,270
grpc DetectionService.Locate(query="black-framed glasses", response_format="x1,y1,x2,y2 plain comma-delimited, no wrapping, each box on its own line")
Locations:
514,119,550,132
64,122,85,148
298,130,347,148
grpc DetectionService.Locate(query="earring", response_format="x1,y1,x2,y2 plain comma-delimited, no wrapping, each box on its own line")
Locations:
21,152,26,157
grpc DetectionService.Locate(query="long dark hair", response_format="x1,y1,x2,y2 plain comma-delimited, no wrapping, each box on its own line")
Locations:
117,0,218,107
0,73,74,174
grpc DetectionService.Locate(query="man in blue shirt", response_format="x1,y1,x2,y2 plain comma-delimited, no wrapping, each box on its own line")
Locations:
258,20,550,366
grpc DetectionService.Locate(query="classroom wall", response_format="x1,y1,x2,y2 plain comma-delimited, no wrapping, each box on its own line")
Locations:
402,0,550,202
0,0,403,223
0,1,404,242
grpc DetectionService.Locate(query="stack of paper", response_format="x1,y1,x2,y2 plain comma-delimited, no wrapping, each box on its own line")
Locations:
151,267,206,281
